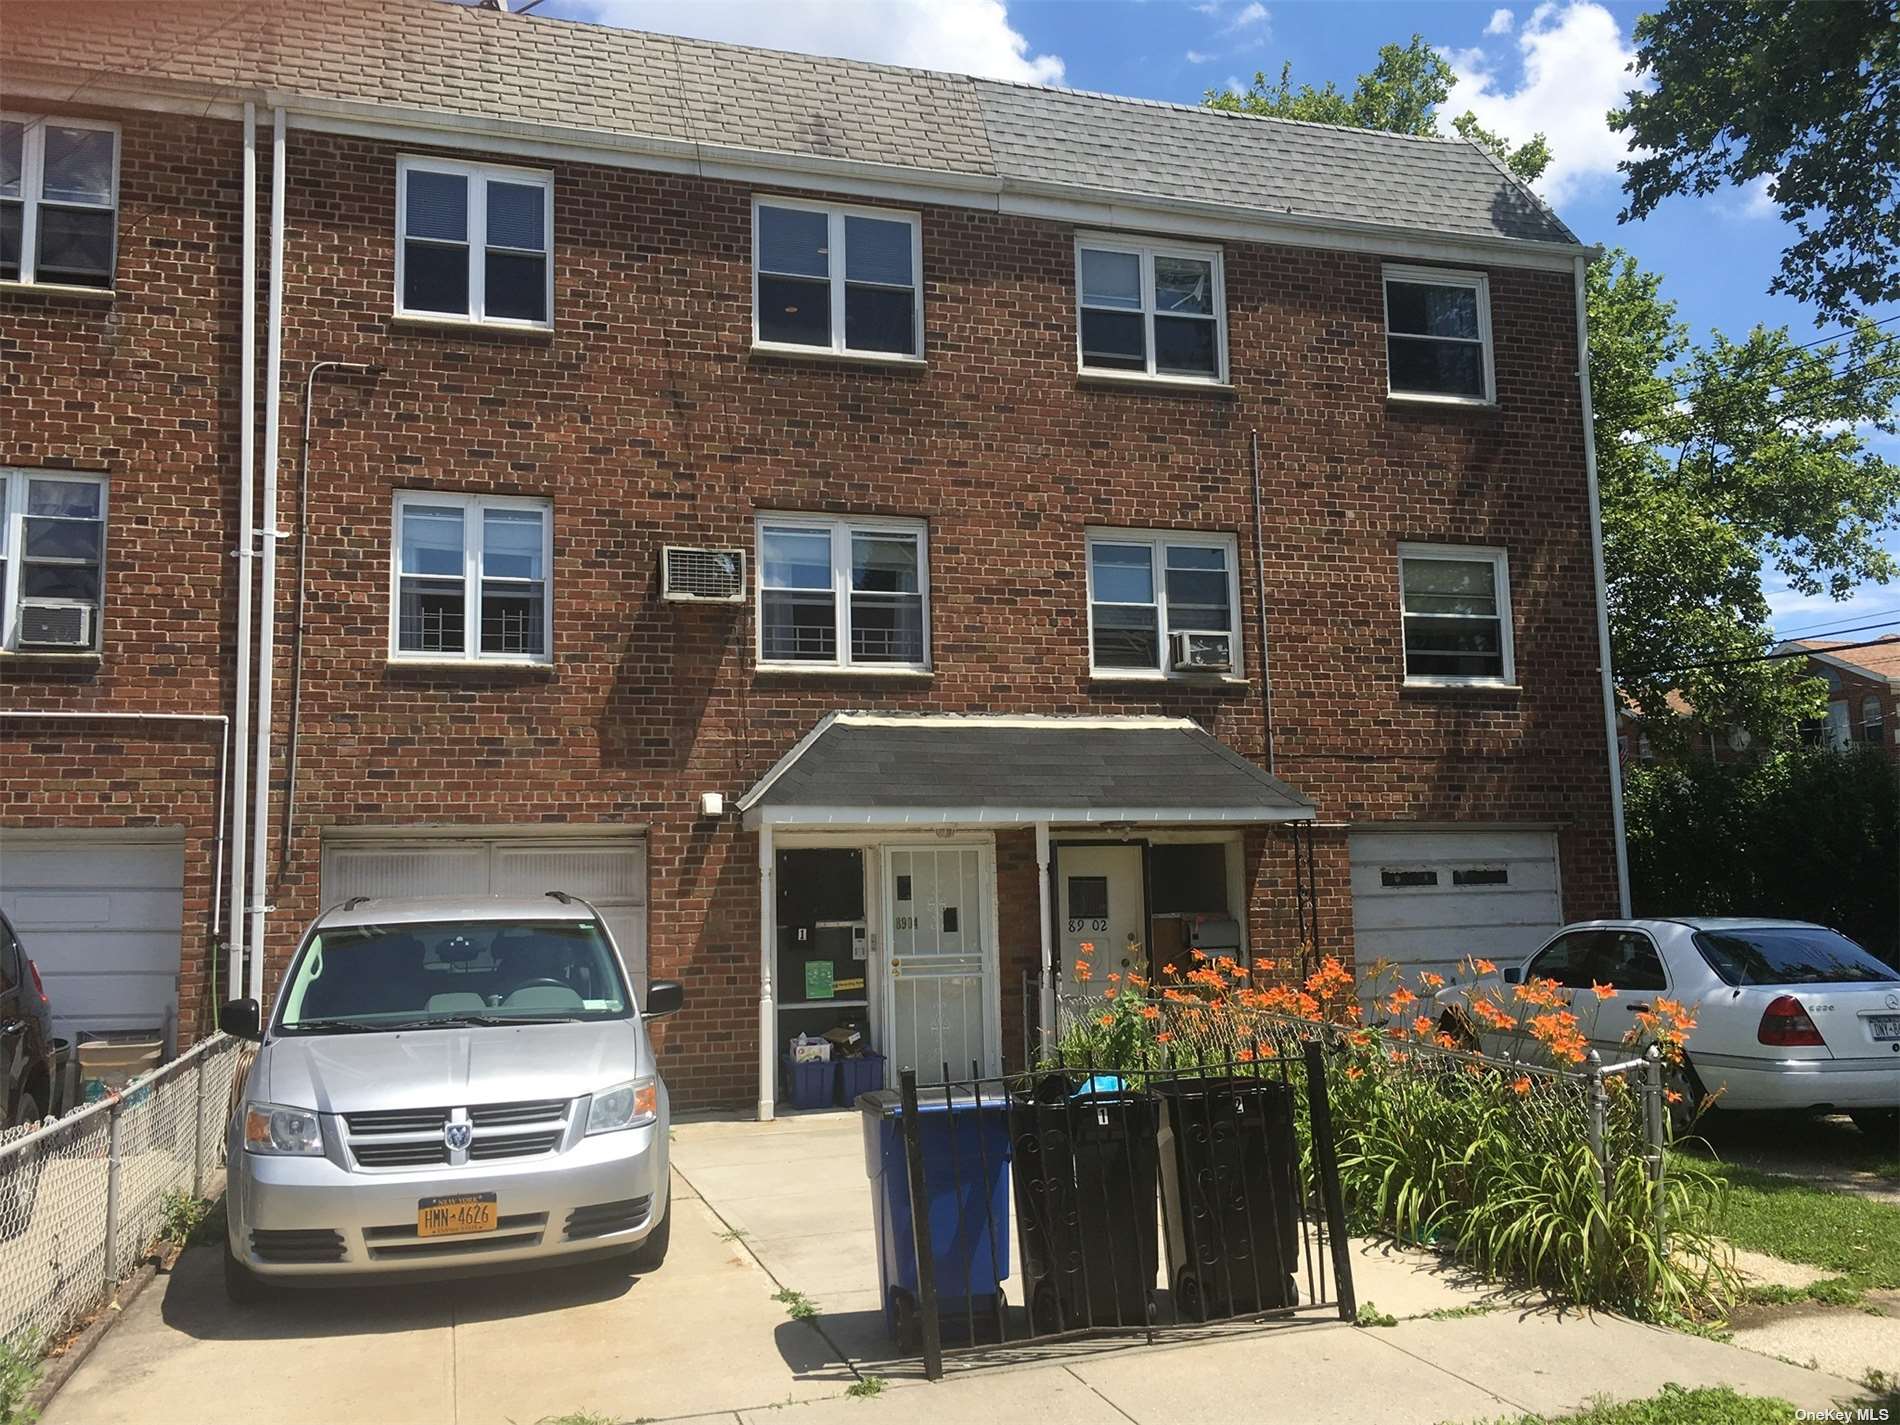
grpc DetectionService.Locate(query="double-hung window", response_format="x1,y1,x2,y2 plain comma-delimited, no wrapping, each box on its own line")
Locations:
753,199,922,358
1075,236,1226,383
396,157,552,327
1,470,108,652
392,493,551,663
1383,265,1494,403
2,114,118,289
756,515,928,671
1085,529,1240,676
1397,543,1514,685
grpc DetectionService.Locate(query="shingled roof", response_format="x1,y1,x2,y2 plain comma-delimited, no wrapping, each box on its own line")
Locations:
3,0,1580,251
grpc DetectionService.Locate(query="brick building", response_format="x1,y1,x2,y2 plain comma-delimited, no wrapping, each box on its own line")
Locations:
1,0,1625,1112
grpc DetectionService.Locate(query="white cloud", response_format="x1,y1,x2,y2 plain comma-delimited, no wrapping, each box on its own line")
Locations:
1448,1,1636,204
1485,8,1515,34
576,0,1065,85
1186,49,1216,64
1193,0,1221,13
1742,174,1777,218
1224,1,1269,32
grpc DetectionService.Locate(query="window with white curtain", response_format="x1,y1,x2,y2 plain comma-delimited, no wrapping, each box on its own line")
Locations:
396,157,552,327
2,114,118,288
391,493,551,663
755,515,928,670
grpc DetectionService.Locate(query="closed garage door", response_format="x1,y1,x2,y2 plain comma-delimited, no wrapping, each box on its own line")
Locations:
0,831,185,1045
321,833,648,992
1349,828,1563,999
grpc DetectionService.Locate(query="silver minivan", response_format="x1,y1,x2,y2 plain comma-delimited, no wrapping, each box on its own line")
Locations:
217,893,681,1300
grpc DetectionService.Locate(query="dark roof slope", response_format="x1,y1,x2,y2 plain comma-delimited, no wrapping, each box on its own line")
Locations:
3,0,1578,248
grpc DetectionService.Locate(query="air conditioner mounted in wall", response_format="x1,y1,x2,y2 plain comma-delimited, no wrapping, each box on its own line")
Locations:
660,546,746,603
1169,630,1233,673
17,601,94,650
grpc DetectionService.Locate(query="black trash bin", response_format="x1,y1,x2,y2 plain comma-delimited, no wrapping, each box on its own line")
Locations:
1009,1073,1159,1334
1155,1075,1301,1320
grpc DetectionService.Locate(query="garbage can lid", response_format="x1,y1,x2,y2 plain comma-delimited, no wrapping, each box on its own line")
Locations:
854,1086,1008,1115
856,1088,903,1117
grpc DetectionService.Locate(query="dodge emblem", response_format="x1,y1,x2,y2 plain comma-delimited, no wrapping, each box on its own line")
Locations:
445,1122,472,1151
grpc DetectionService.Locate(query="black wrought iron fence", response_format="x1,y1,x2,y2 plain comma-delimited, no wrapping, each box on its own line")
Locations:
881,1040,1355,1380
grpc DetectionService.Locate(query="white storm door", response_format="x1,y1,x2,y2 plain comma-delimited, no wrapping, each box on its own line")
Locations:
883,845,998,1084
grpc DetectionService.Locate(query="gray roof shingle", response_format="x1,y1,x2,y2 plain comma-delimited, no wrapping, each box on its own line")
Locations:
2,0,1578,249
741,715,1315,821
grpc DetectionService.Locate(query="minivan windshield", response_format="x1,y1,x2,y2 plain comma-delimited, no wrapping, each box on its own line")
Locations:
1694,926,1900,987
278,919,630,1032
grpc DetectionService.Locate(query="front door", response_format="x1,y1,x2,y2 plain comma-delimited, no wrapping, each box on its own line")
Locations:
1058,844,1146,996
883,845,998,1083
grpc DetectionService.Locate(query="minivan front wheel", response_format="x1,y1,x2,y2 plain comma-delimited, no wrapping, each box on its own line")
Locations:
626,1203,670,1273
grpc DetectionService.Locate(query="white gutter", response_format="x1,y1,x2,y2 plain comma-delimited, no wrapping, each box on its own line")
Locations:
1573,254,1632,915
757,823,776,1122
247,106,287,1005
228,101,257,1002
1035,821,1054,1056
745,805,1316,830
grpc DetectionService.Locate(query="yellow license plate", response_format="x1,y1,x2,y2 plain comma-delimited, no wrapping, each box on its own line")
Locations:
417,1193,498,1238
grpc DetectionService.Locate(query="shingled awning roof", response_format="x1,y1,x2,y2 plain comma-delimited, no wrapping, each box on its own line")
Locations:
738,714,1315,828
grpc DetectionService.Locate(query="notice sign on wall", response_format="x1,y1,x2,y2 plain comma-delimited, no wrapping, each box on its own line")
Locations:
804,960,835,1000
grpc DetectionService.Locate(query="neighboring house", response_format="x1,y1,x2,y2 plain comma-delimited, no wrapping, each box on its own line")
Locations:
0,0,1622,1110
1785,637,1900,756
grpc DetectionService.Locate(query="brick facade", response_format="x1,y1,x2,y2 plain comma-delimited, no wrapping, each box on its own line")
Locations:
1,103,1619,1107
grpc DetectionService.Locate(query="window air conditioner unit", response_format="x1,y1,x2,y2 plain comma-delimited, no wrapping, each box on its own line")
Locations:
17,601,94,650
1169,630,1232,673
661,546,746,603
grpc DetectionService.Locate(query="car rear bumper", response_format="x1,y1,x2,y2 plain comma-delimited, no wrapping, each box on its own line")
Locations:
228,1120,668,1279
1692,1052,1900,1112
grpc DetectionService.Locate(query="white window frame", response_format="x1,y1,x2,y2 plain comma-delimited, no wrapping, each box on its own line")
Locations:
753,513,930,672
394,156,554,329
1382,263,1496,406
0,468,109,652
1084,527,1242,679
388,491,553,665
1074,233,1229,386
750,196,924,361
1396,541,1515,687
1,113,120,289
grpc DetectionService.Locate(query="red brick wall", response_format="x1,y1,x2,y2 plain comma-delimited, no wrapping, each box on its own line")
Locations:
1,108,1620,1106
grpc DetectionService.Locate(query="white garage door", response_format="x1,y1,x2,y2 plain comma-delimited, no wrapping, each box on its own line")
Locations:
321,833,648,993
1349,828,1563,1002
0,831,185,1046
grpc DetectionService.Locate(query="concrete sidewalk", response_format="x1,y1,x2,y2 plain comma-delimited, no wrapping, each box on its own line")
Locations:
35,1109,1877,1425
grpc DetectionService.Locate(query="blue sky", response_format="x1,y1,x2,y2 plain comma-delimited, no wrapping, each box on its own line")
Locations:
543,0,1899,643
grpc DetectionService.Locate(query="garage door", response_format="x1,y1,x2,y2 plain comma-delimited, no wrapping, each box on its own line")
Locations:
0,831,185,1046
321,833,648,993
1348,828,1563,1001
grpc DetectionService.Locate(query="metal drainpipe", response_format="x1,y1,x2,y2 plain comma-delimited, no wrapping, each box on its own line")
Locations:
247,105,287,1005
1249,429,1276,775
757,822,776,1122
229,100,257,1002
1572,254,1632,915
278,360,384,885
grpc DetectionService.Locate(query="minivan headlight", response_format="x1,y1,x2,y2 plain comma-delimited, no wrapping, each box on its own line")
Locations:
586,1077,658,1135
243,1101,324,1156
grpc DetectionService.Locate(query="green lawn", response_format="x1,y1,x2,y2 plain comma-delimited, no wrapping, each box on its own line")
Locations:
1474,1385,1794,1425
1699,1160,1900,1295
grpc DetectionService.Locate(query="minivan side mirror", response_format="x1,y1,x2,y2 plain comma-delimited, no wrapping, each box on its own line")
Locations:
1502,966,1524,985
219,997,262,1041
642,980,684,1021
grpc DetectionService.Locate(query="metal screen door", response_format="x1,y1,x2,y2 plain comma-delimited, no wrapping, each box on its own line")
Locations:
882,845,997,1083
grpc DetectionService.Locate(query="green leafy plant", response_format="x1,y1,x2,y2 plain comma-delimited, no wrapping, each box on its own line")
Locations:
0,1335,41,1425
1353,1301,1398,1328
157,1190,213,1247
772,1288,816,1322
844,1377,886,1400
1475,1383,1796,1425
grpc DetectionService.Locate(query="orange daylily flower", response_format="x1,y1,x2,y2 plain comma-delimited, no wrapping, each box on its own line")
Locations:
1590,981,1617,1001
1141,1005,1161,1021
1345,1066,1364,1080
1411,1015,1435,1038
1473,958,1498,975
1097,1014,1113,1027
1511,1076,1532,1097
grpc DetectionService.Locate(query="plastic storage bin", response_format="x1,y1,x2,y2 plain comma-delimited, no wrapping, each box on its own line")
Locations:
782,1055,834,1111
834,1053,886,1106
857,1086,1012,1350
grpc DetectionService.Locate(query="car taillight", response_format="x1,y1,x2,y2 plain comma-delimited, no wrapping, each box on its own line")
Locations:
26,958,48,1007
1757,994,1825,1047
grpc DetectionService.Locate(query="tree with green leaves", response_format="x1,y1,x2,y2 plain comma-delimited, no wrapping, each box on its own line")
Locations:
1203,40,1900,755
1205,36,1552,186
1613,0,1899,324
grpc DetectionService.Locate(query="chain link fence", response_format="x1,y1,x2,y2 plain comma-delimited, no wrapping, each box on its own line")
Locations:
0,1034,248,1353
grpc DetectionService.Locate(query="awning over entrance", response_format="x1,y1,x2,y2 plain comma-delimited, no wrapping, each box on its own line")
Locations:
738,713,1315,827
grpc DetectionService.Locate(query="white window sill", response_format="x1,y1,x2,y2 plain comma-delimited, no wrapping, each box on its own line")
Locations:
0,649,103,662
1387,391,1497,410
0,280,115,302
1090,670,1249,687
1403,678,1522,692
385,658,555,673
391,312,554,337
755,664,934,679
749,343,926,370
1078,369,1233,394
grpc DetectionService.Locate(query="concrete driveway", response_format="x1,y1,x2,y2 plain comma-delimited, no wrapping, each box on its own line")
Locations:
38,1107,1877,1425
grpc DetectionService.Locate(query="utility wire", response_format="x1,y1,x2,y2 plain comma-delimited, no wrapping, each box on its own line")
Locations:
1778,604,1900,638
1610,347,1900,455
1657,311,1900,395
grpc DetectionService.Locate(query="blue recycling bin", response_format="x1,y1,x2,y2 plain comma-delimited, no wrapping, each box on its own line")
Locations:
857,1086,1012,1349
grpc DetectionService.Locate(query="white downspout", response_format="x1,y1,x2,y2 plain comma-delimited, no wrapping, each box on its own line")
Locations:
1573,254,1632,915
1035,820,1054,1056
228,100,257,1002
758,822,776,1121
247,105,287,1003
